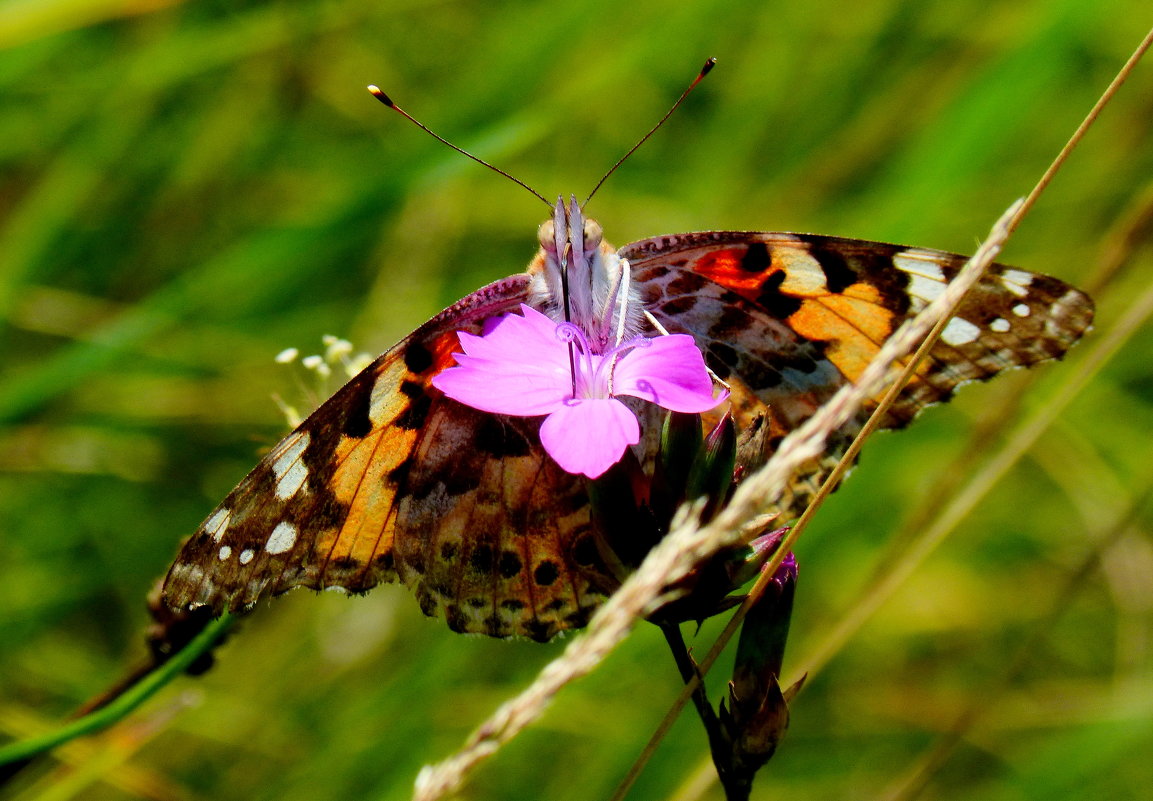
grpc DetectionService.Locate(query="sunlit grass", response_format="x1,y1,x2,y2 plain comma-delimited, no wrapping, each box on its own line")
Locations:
1,1,1151,800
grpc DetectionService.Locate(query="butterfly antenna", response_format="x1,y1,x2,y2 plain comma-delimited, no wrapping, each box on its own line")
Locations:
582,57,716,208
368,86,551,207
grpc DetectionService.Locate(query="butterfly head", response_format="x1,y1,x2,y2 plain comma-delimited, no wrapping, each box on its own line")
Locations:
531,195,640,351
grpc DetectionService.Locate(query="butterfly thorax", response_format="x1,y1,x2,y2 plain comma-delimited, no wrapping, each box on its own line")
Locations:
527,196,642,352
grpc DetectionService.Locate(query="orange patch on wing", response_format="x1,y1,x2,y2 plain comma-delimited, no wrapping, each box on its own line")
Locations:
821,287,895,342
825,282,931,384
787,298,882,385
692,248,777,303
424,330,465,375
316,413,418,566
789,290,930,397
842,282,882,303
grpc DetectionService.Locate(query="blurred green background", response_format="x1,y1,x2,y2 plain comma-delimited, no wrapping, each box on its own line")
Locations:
2,1,1151,799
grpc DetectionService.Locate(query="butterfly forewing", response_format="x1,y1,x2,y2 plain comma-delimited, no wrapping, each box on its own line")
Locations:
623,231,1093,515
163,275,614,641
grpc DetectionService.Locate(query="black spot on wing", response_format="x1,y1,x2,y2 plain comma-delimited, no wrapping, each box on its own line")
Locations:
533,561,559,586
387,457,413,488
340,370,377,439
469,543,494,574
634,263,670,281
666,271,708,297
780,351,820,374
709,305,751,341
476,415,532,458
661,296,697,317
526,619,556,643
394,393,432,430
739,242,772,273
400,380,424,399
305,493,350,531
498,550,523,579
404,342,434,374
571,532,601,567
802,236,913,315
756,270,803,319
410,462,482,501
805,238,857,294
445,604,468,633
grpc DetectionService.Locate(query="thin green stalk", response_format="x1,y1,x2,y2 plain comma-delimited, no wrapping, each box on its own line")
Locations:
0,613,234,766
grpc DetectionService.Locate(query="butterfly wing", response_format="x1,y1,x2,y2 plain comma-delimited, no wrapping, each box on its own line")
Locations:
163,275,611,641
621,231,1094,513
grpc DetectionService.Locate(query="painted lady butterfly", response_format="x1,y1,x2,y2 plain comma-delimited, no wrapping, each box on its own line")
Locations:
161,188,1093,641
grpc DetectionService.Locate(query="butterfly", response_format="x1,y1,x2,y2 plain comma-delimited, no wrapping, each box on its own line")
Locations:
162,196,1094,642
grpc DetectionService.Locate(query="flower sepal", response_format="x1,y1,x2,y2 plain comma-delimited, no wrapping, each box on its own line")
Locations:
718,552,804,781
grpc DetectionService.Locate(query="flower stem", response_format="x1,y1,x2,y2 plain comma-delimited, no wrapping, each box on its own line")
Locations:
0,613,235,768
660,623,750,801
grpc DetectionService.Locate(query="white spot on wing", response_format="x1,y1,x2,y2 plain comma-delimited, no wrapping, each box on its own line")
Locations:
1000,270,1033,298
1012,303,1030,317
205,507,231,543
171,563,205,583
239,549,255,565
276,461,309,500
990,318,1011,333
272,432,311,500
907,273,946,303
266,521,298,555
895,253,946,281
940,317,981,346
218,545,232,561
775,247,828,295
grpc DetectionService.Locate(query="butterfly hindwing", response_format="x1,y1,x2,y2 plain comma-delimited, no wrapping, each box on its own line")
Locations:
392,405,607,640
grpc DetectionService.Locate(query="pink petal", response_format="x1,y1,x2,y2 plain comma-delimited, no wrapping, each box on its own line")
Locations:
457,305,562,360
432,305,574,416
539,398,640,478
613,334,727,413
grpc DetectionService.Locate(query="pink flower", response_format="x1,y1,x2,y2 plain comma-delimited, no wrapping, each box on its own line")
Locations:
432,304,726,478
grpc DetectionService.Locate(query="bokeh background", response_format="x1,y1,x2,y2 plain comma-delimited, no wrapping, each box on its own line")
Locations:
2,1,1152,800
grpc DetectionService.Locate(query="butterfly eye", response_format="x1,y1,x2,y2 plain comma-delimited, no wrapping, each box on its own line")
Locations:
583,219,603,253
538,220,557,253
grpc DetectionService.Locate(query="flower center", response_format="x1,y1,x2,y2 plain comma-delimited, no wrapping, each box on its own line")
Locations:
555,321,651,401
